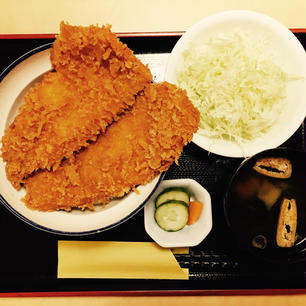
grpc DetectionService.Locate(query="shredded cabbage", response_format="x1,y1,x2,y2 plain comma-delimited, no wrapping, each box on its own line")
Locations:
177,31,296,144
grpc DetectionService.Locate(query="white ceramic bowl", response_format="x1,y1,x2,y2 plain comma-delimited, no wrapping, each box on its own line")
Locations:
165,10,306,158
0,44,164,235
144,179,212,248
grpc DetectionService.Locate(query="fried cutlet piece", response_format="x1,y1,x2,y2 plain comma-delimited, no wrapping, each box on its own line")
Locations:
1,23,151,189
23,82,200,211
51,22,151,100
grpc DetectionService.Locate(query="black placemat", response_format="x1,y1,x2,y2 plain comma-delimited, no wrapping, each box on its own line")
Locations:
0,34,305,293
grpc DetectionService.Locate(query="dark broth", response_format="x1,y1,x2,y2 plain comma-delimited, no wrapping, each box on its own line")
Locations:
225,149,306,261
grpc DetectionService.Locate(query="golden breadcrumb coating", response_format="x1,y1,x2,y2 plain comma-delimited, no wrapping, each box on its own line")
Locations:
23,82,200,211
1,22,151,189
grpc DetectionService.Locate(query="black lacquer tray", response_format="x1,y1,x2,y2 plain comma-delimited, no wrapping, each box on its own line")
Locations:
0,33,305,296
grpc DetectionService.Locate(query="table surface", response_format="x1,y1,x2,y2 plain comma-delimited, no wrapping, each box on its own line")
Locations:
1,0,305,36
0,294,305,306
1,1,305,304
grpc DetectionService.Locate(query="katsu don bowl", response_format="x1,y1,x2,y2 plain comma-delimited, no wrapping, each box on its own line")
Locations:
0,45,165,235
0,23,199,235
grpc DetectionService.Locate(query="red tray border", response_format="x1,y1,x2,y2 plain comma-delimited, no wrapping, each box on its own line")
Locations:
0,28,305,39
0,31,183,39
0,288,305,298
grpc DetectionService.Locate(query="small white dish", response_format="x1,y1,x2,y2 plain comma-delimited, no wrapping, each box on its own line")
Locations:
165,10,306,158
144,179,212,248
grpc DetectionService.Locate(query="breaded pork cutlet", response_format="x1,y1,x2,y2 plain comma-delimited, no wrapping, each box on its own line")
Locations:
1,22,151,189
23,82,200,211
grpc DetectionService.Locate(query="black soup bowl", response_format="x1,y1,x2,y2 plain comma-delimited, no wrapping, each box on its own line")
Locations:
224,148,306,263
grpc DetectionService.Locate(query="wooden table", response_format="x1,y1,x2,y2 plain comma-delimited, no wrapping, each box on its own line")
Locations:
0,293,305,306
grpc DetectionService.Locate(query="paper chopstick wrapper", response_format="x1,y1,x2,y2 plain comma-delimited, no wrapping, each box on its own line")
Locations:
58,241,188,279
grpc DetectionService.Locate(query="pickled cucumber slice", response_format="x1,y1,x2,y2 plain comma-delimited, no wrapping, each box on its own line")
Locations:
154,200,189,232
155,187,190,208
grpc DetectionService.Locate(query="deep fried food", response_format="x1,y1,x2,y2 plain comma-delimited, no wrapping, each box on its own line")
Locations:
253,157,292,179
23,82,200,211
276,198,297,248
1,22,151,189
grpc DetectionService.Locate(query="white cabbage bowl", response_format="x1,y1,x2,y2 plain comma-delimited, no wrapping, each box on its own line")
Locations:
165,10,306,158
